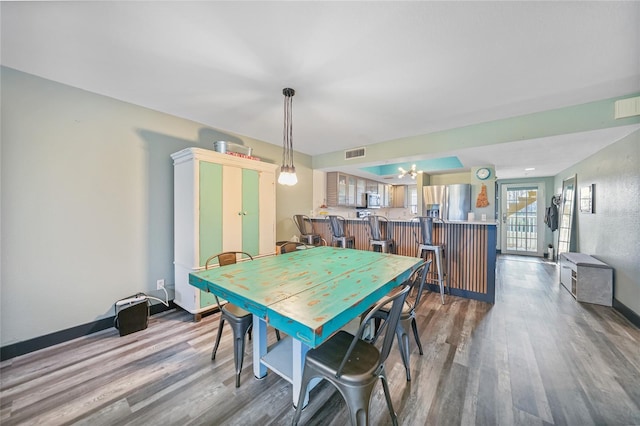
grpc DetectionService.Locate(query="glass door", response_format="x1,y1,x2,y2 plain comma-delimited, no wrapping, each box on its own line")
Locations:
501,183,545,256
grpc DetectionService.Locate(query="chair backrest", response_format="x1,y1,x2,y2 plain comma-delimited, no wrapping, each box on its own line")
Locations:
336,284,411,377
365,215,389,241
328,215,347,238
408,260,431,310
277,241,316,254
204,251,254,309
412,216,434,245
205,251,253,269
293,214,315,236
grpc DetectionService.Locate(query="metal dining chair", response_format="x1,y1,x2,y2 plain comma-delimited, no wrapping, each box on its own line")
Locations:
367,260,431,381
328,215,355,248
292,214,322,245
205,251,280,388
365,215,395,253
292,284,411,426
412,216,447,304
277,241,316,254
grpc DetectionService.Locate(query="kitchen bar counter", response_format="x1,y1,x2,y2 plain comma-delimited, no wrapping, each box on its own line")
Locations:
310,216,496,303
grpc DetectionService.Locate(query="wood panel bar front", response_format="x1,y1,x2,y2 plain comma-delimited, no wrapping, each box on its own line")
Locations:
311,217,496,303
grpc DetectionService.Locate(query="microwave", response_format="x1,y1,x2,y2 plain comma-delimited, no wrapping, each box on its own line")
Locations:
366,193,381,209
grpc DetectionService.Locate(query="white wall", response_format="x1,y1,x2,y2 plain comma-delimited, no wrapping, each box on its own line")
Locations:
554,130,640,316
1,67,312,346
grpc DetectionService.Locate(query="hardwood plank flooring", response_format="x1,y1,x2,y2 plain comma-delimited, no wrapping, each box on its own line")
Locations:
2,255,639,425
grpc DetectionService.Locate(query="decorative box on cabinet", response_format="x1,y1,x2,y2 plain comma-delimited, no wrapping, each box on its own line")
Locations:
559,252,613,306
171,147,277,320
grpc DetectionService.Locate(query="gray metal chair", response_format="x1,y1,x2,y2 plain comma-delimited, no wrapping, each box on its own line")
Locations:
412,216,447,304
368,260,431,381
277,241,316,254
365,215,395,253
328,215,355,248
206,251,280,388
293,214,322,245
292,284,411,426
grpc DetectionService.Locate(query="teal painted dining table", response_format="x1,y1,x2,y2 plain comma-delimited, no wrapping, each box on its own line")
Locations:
189,246,423,406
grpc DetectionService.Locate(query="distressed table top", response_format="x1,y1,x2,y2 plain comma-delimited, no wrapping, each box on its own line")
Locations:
190,246,423,347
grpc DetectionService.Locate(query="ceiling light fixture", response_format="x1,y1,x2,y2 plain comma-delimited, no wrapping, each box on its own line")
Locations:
278,87,297,186
398,164,423,180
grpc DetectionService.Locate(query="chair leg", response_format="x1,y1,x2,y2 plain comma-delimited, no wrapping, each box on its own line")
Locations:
341,381,375,426
410,318,423,355
233,328,248,388
396,326,411,381
292,365,315,425
211,317,225,360
275,329,281,341
379,367,399,426
435,249,445,304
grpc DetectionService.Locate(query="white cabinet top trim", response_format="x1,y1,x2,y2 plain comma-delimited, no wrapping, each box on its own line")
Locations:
171,147,278,173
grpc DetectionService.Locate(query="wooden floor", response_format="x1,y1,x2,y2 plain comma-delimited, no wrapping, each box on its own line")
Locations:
2,255,639,425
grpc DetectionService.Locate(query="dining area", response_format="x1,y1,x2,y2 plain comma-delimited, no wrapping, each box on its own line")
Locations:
189,244,425,424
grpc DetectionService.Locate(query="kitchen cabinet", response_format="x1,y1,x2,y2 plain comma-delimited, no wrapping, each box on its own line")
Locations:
391,185,407,208
366,180,378,193
356,178,367,207
559,252,613,306
171,147,277,320
327,172,347,206
378,183,392,207
327,172,369,207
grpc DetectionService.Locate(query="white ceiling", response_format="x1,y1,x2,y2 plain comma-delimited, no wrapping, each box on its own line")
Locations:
2,1,639,181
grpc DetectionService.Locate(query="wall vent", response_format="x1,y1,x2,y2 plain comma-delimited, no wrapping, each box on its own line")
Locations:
345,147,366,160
614,96,640,119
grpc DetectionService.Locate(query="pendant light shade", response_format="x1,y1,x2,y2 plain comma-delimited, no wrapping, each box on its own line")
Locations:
278,88,298,186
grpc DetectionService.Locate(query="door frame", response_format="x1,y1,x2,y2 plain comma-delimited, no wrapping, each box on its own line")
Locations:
500,182,545,257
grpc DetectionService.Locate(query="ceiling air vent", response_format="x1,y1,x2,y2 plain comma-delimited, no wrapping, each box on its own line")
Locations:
345,147,366,160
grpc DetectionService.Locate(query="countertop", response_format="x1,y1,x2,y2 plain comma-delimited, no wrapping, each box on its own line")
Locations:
310,216,497,226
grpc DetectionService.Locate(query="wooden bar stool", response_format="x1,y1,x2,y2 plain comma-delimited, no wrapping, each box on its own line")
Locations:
412,216,447,304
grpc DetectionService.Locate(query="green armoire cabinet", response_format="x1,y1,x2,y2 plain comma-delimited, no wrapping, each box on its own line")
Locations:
171,147,277,320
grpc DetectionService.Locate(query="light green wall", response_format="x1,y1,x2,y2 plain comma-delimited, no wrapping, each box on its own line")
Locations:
313,95,640,170
0,67,311,346
554,130,640,316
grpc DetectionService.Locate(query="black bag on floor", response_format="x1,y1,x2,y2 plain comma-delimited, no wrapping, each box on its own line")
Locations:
114,293,149,336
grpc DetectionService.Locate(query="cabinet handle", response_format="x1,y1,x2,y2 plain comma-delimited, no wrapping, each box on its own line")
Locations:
243,211,247,215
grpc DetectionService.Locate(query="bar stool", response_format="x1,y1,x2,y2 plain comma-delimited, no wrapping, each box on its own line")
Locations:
412,216,447,304
328,215,355,248
365,215,395,253
292,214,321,245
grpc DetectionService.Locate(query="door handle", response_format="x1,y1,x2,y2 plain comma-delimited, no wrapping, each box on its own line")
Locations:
502,213,507,223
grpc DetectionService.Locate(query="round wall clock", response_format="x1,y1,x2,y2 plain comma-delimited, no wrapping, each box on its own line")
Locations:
476,167,491,180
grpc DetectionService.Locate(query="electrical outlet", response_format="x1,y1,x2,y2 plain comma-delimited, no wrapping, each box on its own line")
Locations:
156,279,165,290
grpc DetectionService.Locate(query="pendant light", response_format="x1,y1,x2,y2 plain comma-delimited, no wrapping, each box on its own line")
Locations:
278,87,298,186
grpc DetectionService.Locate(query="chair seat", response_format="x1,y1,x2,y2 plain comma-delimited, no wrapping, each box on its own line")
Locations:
306,331,381,383
222,303,252,319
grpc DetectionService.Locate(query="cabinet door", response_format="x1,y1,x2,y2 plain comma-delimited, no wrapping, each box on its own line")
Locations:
356,179,366,207
241,168,260,255
338,174,348,205
222,166,243,253
199,161,224,265
347,176,357,206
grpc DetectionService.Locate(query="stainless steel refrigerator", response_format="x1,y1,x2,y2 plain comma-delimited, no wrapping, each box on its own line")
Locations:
423,184,471,221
